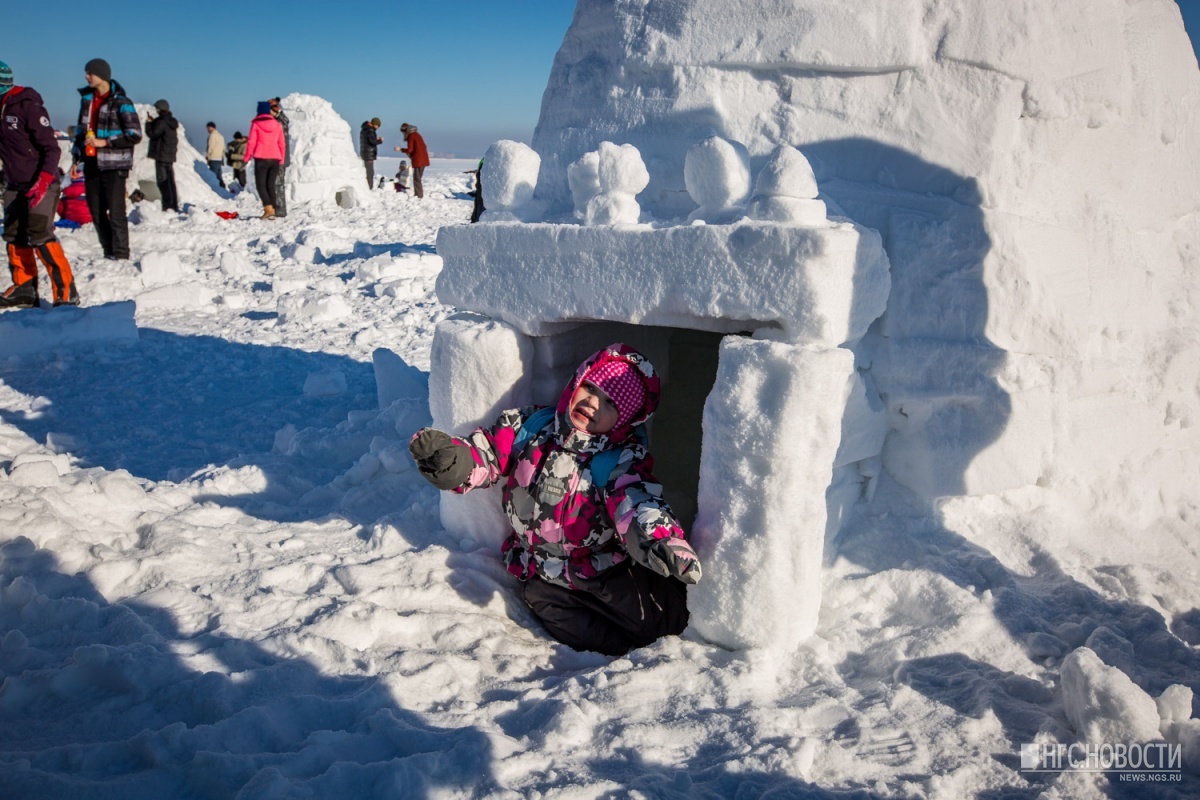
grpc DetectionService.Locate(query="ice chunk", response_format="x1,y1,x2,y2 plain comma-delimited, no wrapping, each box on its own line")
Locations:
139,251,189,286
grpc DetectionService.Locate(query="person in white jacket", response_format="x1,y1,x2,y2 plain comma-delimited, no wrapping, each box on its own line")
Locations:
205,122,226,188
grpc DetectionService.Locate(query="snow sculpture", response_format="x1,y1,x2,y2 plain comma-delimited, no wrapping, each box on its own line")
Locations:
583,142,649,225
684,136,751,223
275,93,366,209
746,145,827,226
480,140,541,222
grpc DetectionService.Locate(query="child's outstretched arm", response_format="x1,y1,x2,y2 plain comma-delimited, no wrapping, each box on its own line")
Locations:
409,408,536,493
605,455,703,585
409,429,474,490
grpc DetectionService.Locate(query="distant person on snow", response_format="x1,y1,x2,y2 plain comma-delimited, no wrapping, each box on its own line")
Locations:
396,122,429,199
57,163,92,227
73,57,142,262
469,157,485,222
360,117,383,190
269,98,289,217
409,343,702,656
146,99,179,212
394,159,410,193
0,59,80,308
225,131,247,189
245,101,286,220
205,122,226,188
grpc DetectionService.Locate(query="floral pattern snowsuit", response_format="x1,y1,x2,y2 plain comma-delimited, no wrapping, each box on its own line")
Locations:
451,345,691,589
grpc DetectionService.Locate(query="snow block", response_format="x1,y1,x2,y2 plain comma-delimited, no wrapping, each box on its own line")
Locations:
689,337,855,651
372,348,428,410
431,315,535,547
1061,646,1162,744
436,221,890,346
0,301,138,359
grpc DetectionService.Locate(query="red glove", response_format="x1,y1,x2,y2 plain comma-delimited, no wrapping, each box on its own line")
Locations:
26,172,55,209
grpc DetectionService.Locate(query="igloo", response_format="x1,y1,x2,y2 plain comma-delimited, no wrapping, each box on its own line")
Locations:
431,0,1200,655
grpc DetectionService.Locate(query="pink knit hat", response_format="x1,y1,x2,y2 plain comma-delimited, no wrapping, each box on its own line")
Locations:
583,358,647,430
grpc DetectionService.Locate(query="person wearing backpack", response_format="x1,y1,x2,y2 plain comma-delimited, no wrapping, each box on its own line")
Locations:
145,99,179,212
409,343,702,656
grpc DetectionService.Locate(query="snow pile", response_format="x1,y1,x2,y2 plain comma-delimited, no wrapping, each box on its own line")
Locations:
272,93,367,209
1061,646,1164,744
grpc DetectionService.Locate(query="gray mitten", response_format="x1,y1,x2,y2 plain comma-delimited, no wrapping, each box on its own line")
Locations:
409,428,473,490
646,538,703,585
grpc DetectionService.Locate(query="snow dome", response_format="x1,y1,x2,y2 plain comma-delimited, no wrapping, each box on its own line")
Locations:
273,93,367,210
433,0,1200,655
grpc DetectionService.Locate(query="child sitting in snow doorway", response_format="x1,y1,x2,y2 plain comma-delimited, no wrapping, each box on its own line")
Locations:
410,343,702,656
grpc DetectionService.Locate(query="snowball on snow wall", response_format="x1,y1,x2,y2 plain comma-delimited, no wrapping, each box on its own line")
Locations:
746,145,828,225
480,140,541,222
685,136,751,223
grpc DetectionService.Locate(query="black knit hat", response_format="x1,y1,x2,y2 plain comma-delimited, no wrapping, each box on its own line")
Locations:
84,58,111,81
154,99,170,112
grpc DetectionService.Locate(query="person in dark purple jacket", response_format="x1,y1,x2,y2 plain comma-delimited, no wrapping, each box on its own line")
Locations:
0,60,79,309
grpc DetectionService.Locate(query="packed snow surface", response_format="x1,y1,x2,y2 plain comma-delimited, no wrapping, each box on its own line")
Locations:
0,158,1195,798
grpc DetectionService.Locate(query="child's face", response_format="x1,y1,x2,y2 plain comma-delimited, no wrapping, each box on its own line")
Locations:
569,381,619,434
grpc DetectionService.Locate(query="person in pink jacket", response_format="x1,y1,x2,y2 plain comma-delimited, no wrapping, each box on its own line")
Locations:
409,343,702,656
244,101,286,219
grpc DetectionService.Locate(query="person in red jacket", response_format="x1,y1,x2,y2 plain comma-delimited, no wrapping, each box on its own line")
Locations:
244,101,286,219
56,163,93,226
396,122,430,199
0,60,79,309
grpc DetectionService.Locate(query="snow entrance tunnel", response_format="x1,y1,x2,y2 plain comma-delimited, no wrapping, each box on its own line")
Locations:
431,144,892,652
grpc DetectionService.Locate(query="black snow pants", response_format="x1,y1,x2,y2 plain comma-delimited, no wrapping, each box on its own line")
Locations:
520,560,689,656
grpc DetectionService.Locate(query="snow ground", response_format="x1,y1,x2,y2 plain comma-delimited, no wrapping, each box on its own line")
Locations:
0,162,1198,799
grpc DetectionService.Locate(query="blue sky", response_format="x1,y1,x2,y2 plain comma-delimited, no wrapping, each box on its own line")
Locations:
2,1,1197,159
2,0,577,158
